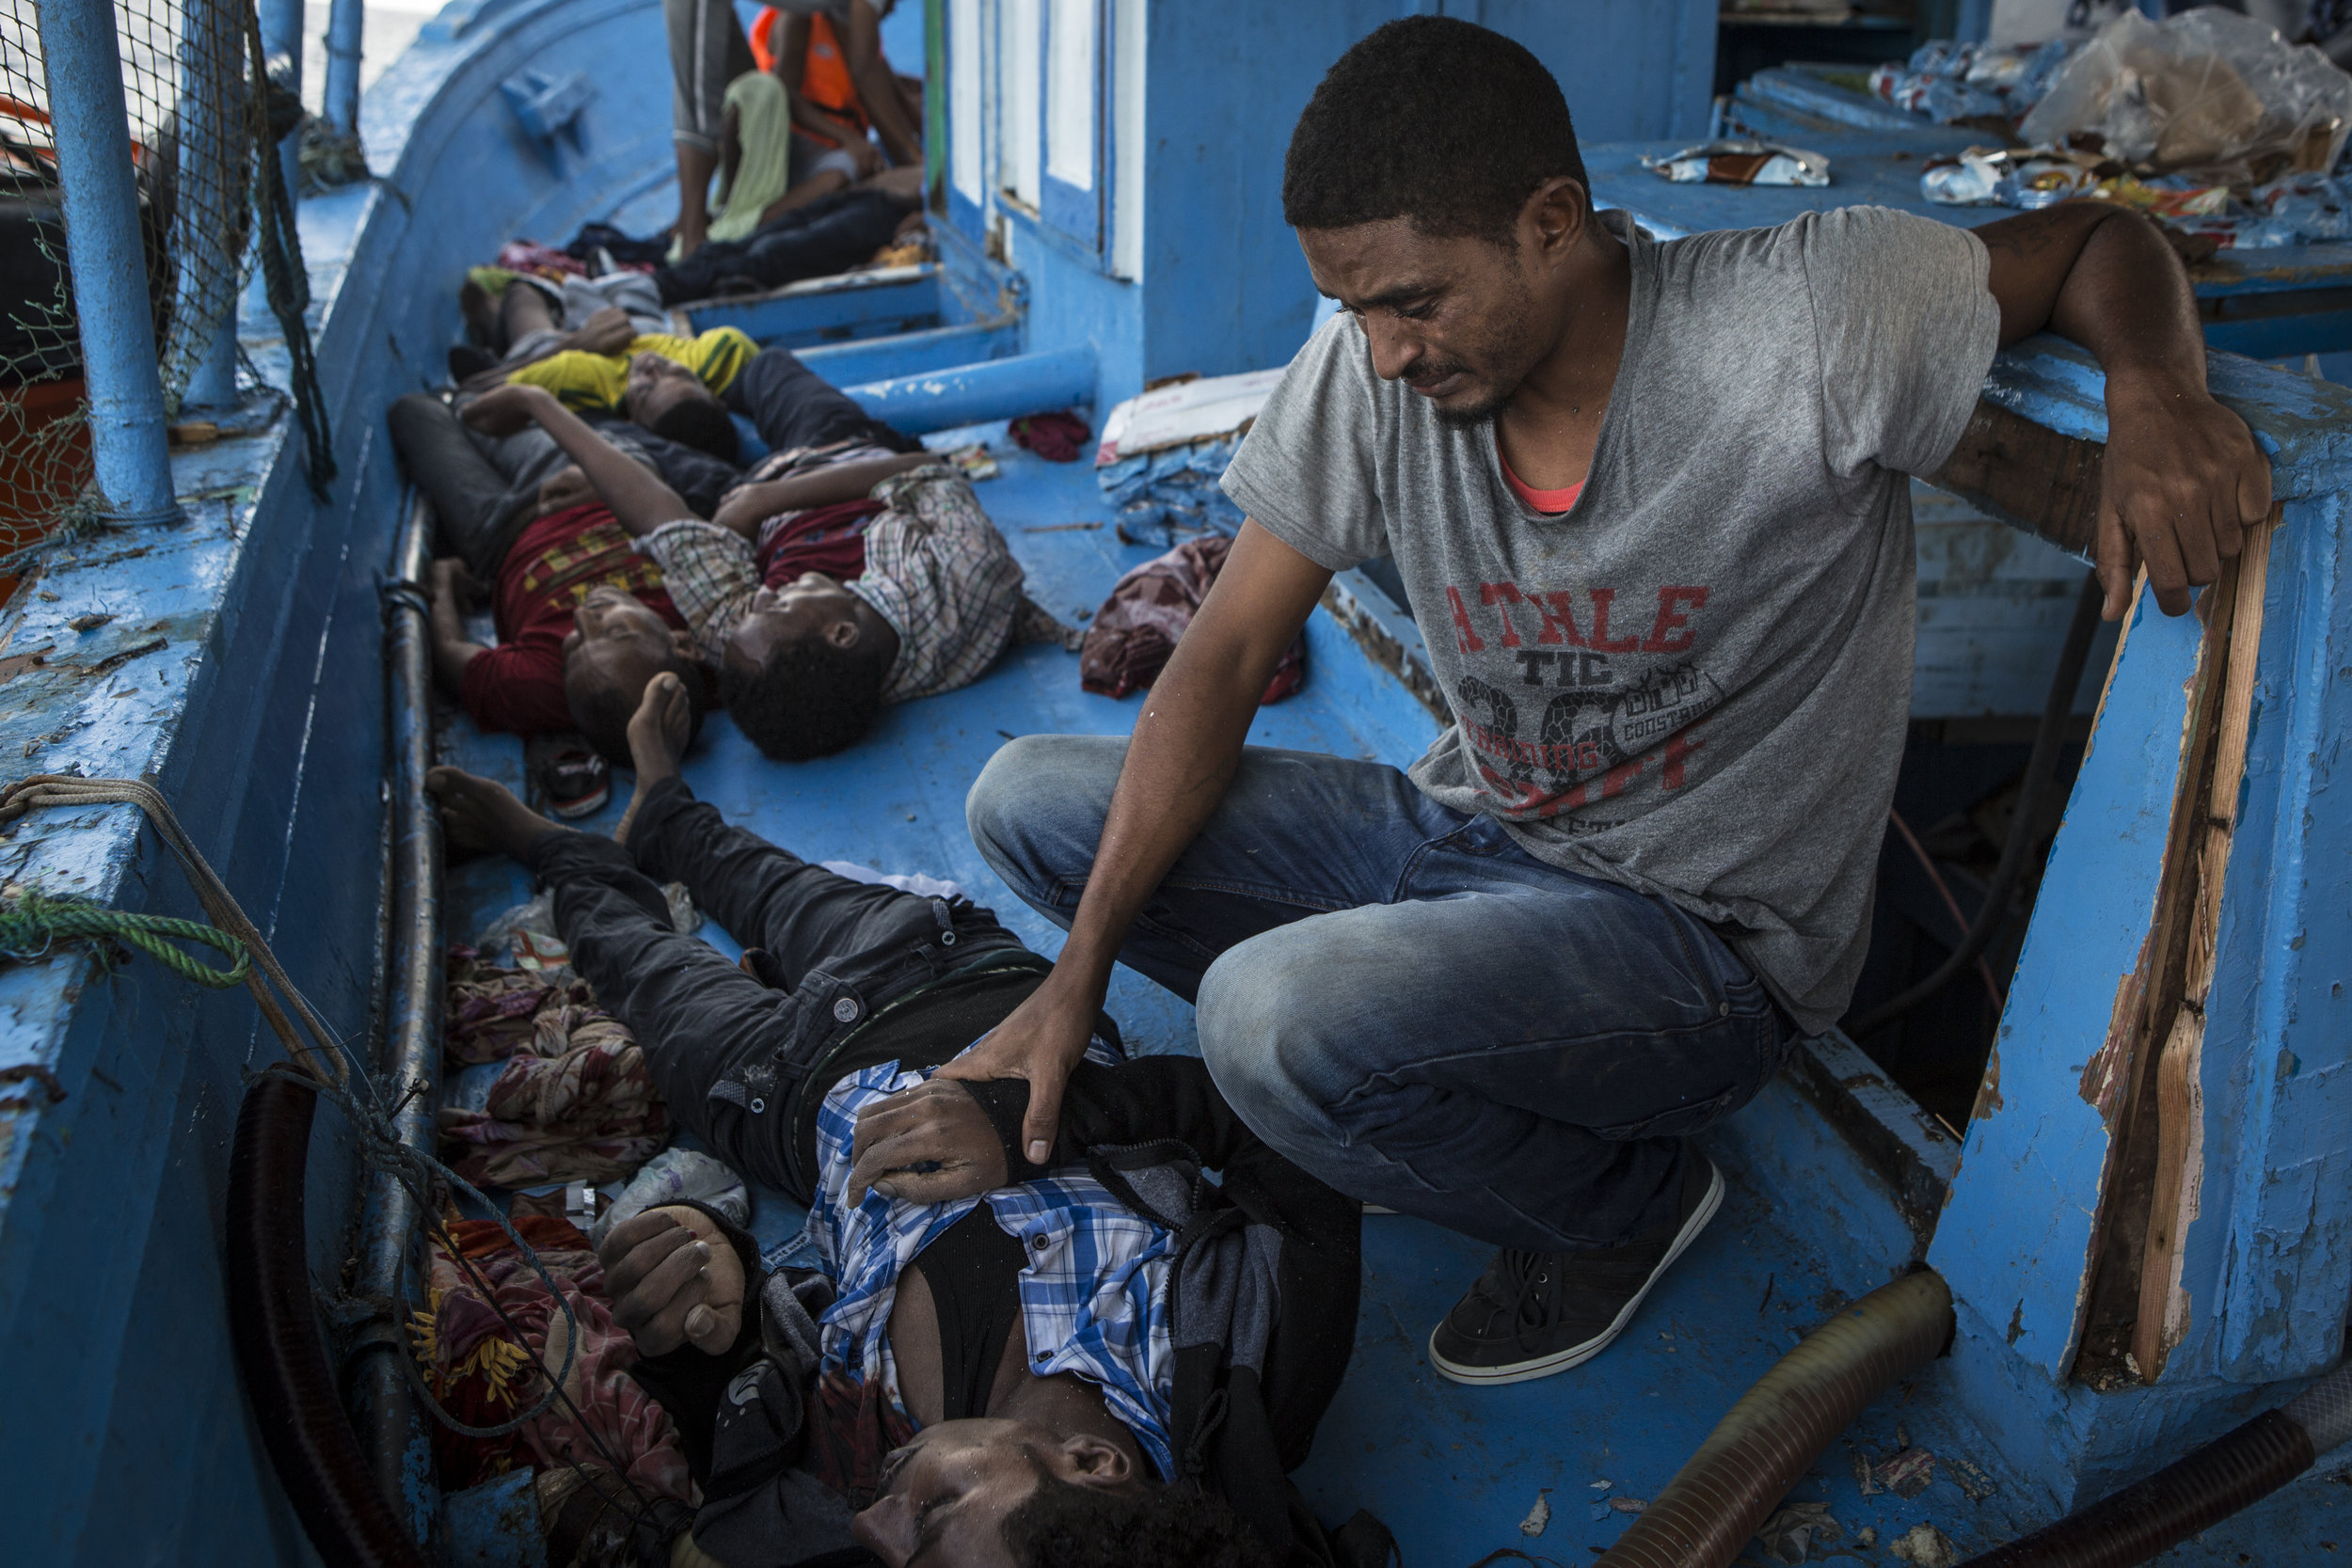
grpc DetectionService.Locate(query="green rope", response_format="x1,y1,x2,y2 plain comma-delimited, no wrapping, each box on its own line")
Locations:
0,891,251,990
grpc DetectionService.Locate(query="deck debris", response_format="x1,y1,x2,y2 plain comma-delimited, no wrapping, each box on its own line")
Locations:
1754,1499,1843,1563
1943,1453,1999,1502
1518,1491,1549,1537
65,615,113,633
1875,1446,1938,1498
1889,1523,1959,1566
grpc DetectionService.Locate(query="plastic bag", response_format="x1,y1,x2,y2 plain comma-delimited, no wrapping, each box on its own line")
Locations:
2018,10,2352,182
588,1147,751,1248
1640,139,1830,188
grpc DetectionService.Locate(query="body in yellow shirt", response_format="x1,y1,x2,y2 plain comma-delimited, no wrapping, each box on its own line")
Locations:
504,326,757,462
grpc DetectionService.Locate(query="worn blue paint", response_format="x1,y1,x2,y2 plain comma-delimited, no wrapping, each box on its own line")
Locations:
844,345,1094,434
34,0,178,524
443,1469,548,1568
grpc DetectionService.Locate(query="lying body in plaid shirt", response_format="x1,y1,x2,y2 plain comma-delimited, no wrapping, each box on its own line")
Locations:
463,378,1059,765
425,677,1369,1568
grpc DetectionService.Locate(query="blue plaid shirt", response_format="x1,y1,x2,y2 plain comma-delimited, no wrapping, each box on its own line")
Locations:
799,1040,1180,1480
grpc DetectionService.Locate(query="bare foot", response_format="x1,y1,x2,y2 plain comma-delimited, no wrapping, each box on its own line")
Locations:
614,673,691,847
426,766,561,859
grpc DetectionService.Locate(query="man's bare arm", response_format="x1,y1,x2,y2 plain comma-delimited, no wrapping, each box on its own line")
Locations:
461,384,695,539
841,0,921,166
710,452,930,537
427,558,490,691
1975,203,2271,619
934,521,1334,1159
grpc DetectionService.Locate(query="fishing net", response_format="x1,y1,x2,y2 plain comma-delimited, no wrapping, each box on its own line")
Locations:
0,0,330,571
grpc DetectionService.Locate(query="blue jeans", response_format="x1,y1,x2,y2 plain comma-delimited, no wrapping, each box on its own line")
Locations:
966,736,1796,1252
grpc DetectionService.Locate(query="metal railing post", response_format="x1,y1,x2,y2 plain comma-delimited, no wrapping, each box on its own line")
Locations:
323,0,363,136
259,0,302,201
33,0,179,525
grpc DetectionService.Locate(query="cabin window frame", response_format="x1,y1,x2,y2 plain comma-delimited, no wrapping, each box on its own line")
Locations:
941,0,1123,266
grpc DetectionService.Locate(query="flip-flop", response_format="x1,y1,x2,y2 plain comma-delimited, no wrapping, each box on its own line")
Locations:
537,743,610,819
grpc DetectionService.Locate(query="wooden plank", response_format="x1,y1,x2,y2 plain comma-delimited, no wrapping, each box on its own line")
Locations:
2071,559,2239,1387
1926,399,2105,560
2129,514,2279,1380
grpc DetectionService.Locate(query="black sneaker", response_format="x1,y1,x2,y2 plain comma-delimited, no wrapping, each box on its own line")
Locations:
1428,1148,1724,1386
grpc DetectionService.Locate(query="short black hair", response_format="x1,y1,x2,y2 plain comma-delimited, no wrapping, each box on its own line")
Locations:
568,652,710,766
649,392,740,464
1282,16,1587,245
1001,1475,1273,1568
717,633,889,761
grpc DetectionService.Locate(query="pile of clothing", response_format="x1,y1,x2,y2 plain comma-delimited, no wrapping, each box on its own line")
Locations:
438,953,670,1191
1080,534,1307,704
1091,370,1283,544
410,1214,693,1565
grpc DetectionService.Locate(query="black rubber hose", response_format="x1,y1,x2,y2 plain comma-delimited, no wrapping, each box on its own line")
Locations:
1955,1354,2352,1568
1848,569,2105,1038
1953,1411,2312,1568
226,1073,431,1568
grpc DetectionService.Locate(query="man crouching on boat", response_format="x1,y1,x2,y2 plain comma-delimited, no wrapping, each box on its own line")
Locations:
950,16,2273,1388
464,380,1058,759
424,676,1365,1568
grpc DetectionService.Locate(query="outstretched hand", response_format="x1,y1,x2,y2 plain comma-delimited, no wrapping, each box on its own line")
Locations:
2098,380,2272,619
931,974,1099,1167
572,306,637,356
847,1078,1008,1205
460,381,557,437
598,1205,744,1356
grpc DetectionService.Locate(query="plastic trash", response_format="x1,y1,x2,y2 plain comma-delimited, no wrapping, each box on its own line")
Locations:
818,861,967,901
1640,139,1830,188
1871,39,2075,124
589,1147,751,1248
2019,9,2352,182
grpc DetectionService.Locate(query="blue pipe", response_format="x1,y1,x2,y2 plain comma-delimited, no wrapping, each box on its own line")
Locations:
33,0,179,525
323,0,364,136
843,346,1097,436
796,314,1019,391
178,0,247,413
259,0,303,202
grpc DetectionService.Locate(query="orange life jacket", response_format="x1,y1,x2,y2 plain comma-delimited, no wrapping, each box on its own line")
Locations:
749,8,870,147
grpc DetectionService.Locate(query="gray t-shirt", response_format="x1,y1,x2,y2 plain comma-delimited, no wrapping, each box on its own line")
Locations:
1221,207,2001,1033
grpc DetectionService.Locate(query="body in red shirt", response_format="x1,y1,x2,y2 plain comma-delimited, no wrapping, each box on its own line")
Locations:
458,500,694,736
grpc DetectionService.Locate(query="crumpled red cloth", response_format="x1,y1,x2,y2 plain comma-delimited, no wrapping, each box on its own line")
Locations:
1009,409,1090,463
438,1000,670,1188
1080,534,1306,703
444,955,595,1066
496,239,591,283
418,1215,691,1508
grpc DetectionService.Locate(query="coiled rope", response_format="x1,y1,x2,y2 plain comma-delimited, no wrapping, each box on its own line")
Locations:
0,775,656,1525
0,774,346,1087
0,889,251,988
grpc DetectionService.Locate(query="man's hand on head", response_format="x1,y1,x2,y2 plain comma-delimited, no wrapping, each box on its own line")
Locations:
598,1205,745,1356
460,382,559,437
846,1078,1010,1206
2097,375,2272,619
